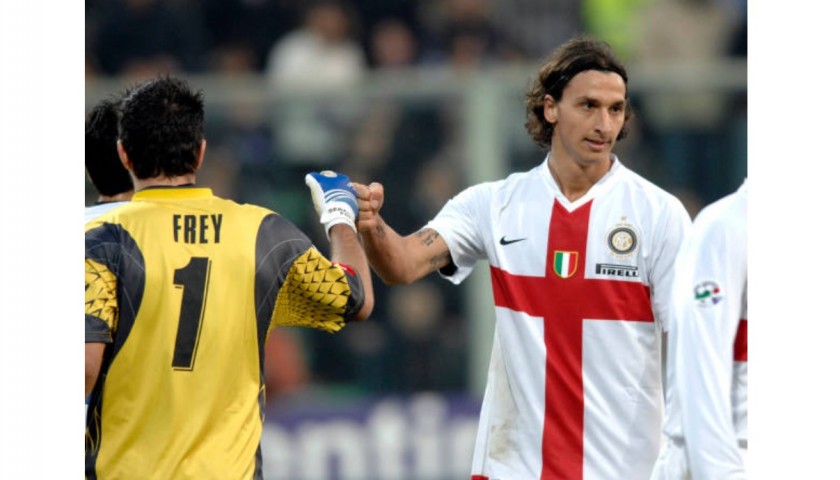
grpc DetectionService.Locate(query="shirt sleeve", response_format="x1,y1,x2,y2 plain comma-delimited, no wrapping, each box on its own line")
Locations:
270,246,364,333
675,209,747,478
424,182,491,285
649,195,692,333
85,221,121,344
85,258,117,343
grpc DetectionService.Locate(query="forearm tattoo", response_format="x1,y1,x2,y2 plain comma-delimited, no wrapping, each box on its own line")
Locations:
414,229,448,270
415,228,439,246
374,224,386,238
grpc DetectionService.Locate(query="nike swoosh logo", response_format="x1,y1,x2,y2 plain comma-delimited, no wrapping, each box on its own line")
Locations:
499,236,527,246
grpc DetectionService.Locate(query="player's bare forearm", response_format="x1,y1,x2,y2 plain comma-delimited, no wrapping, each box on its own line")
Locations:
354,181,451,285
359,218,414,285
305,171,374,321
360,219,450,285
329,224,374,321
410,227,453,277
85,342,106,397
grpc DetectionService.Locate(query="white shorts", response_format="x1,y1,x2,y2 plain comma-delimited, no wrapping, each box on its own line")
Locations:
649,438,747,479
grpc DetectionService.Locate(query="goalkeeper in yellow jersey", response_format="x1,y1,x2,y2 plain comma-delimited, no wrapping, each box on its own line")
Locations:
85,76,374,479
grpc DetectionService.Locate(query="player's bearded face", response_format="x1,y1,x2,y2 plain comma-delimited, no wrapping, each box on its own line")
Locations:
551,70,627,166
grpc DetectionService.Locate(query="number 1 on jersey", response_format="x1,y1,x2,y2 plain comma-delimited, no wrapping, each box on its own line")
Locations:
172,257,211,370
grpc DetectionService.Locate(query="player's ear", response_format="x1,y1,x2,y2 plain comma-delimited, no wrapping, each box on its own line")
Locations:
195,139,207,171
543,94,558,124
117,140,133,171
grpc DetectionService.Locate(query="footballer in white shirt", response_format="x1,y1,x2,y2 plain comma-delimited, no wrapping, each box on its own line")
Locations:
353,36,691,479
651,181,748,480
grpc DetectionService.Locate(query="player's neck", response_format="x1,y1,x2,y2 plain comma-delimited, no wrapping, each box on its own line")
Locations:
97,191,134,203
132,173,198,191
548,154,612,203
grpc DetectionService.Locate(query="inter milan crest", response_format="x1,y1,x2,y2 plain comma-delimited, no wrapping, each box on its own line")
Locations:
607,222,639,257
553,251,579,279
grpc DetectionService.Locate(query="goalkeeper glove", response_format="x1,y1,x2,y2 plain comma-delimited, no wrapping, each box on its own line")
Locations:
305,170,359,236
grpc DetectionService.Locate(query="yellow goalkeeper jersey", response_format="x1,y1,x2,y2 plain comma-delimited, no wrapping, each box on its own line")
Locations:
84,186,364,480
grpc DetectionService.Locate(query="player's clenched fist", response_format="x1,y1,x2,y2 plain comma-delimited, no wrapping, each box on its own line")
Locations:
352,182,384,234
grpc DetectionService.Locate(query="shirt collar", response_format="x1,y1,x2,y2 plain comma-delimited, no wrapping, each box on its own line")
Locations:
132,185,213,201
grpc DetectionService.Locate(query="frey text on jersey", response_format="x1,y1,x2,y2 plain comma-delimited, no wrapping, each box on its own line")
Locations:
173,214,223,244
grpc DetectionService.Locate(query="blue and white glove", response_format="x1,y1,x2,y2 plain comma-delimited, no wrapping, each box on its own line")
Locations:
305,170,359,235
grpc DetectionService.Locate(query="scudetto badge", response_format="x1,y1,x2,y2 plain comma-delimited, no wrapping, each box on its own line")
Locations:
607,225,638,256
553,251,579,279
694,281,723,307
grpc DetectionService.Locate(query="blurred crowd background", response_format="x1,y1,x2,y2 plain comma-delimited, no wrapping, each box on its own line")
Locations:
85,0,747,433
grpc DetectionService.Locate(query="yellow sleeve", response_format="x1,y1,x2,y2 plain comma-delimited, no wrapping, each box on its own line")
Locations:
85,258,118,342
270,247,357,333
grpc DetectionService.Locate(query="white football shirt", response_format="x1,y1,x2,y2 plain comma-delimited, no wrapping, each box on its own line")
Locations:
661,180,748,479
426,155,691,479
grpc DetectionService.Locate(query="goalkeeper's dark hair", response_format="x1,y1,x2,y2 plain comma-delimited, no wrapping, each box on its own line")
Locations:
118,75,204,180
85,95,134,196
524,35,633,149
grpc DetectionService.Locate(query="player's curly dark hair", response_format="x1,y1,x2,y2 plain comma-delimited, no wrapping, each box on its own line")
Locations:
86,94,134,196
118,76,204,180
524,36,633,149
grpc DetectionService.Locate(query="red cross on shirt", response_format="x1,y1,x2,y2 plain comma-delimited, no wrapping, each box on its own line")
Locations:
487,200,655,479
734,319,747,361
